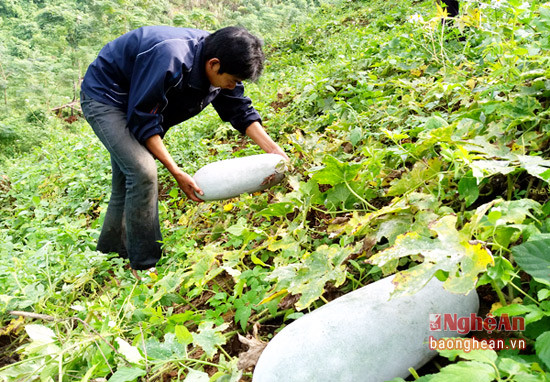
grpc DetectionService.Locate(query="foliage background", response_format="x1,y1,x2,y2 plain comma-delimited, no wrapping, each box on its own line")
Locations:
1,0,550,381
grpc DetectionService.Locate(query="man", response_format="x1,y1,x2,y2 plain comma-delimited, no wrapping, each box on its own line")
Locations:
80,26,288,272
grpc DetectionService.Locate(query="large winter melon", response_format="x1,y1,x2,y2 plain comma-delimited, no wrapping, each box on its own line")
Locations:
253,274,480,382
193,154,287,201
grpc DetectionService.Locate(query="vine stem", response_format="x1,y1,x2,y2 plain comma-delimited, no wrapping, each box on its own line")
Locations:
490,280,508,306
344,179,377,210
8,310,130,366
409,367,420,380
140,323,149,382
507,280,540,306
506,174,514,201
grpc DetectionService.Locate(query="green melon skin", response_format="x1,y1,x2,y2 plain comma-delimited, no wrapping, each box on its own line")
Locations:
193,153,287,201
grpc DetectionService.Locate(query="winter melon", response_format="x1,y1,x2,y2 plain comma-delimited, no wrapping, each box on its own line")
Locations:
193,153,287,201
253,274,479,382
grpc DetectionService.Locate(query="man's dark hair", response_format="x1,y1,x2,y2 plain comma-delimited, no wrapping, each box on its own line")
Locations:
203,26,265,82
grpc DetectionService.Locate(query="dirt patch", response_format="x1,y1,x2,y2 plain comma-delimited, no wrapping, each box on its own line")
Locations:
270,90,294,112
0,175,9,192
0,334,21,367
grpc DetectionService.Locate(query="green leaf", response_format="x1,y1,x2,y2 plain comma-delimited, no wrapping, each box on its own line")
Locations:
425,116,449,130
439,345,498,364
489,199,541,226
175,325,193,345
107,367,146,382
226,217,248,237
484,256,515,284
349,127,362,146
234,300,252,331
496,357,534,378
258,202,295,217
493,304,532,316
511,239,550,285
498,97,540,119
494,303,546,325
183,369,210,382
79,364,99,382
168,188,179,198
311,155,362,186
266,245,351,310
458,172,479,207
325,182,350,208
144,333,187,360
192,322,229,359
538,289,550,301
516,155,550,181
428,361,496,382
471,160,514,182
535,331,550,370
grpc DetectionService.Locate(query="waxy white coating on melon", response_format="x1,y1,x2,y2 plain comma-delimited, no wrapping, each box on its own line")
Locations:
253,274,480,382
193,153,287,201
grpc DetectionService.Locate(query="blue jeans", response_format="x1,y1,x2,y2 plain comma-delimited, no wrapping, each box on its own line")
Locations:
80,91,162,270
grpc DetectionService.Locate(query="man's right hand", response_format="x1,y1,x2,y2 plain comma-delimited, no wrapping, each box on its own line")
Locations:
144,135,204,203
173,171,204,202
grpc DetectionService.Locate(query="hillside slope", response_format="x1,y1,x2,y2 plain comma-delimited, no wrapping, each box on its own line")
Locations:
1,0,550,380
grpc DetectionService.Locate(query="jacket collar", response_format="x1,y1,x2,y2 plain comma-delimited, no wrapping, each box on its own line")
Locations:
188,39,212,92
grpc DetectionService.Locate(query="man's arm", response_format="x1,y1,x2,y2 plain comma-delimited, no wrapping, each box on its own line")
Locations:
245,121,289,161
145,134,204,202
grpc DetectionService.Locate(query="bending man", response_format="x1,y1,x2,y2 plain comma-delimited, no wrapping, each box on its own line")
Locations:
80,26,288,271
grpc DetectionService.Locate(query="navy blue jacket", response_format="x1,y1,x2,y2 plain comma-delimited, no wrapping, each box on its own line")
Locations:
81,26,262,144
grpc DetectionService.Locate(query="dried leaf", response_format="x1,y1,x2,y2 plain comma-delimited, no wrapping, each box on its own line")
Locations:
237,334,267,370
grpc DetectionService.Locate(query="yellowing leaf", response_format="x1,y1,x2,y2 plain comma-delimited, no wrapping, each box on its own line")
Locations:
259,289,288,305
0,316,24,336
490,302,503,314
435,2,448,18
429,215,462,243
391,263,440,297
251,253,268,267
444,242,494,294
461,8,481,27
369,215,494,297
387,158,442,197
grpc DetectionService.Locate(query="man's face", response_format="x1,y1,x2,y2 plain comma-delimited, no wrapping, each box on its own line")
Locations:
205,59,242,90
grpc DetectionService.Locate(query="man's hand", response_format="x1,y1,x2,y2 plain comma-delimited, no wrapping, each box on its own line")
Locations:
145,135,204,202
266,145,289,161
173,170,204,202
245,122,290,161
